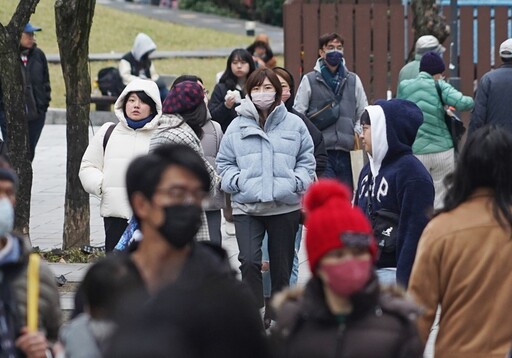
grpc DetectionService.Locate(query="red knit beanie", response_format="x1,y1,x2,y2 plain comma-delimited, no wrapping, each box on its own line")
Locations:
162,81,204,114
304,179,378,274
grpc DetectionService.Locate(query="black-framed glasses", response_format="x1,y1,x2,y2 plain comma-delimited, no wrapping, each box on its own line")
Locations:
155,186,208,205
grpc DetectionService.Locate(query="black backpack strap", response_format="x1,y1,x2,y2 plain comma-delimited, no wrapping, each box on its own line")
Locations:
103,123,117,153
434,80,444,106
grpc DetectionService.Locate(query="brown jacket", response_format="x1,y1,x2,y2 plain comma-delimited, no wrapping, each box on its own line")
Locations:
409,189,512,358
271,275,423,358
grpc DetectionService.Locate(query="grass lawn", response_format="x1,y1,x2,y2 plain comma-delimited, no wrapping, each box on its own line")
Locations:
1,0,281,108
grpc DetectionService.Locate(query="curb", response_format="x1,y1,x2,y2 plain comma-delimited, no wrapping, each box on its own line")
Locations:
46,108,117,126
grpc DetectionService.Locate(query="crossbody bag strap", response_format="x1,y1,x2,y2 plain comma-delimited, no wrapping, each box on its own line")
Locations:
434,80,445,106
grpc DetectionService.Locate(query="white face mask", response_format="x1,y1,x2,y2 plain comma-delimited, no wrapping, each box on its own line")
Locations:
251,92,276,111
0,197,14,237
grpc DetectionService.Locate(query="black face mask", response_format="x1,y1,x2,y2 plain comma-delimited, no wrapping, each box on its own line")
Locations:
158,204,202,248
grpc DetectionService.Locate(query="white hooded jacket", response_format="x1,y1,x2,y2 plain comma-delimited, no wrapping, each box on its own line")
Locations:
79,78,162,219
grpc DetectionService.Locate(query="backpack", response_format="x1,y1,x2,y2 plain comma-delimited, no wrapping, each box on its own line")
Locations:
97,67,125,97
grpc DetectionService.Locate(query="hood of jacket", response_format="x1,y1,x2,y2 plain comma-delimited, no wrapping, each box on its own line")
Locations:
366,99,423,177
114,78,162,129
235,97,289,131
131,33,157,61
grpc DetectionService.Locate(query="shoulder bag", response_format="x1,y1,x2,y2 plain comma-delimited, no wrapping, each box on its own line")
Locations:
434,80,466,152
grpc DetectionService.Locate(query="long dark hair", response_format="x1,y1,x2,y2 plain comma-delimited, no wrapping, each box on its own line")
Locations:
441,125,512,229
219,48,256,91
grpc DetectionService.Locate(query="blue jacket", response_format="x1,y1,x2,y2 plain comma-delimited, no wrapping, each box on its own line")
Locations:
216,99,315,216
354,99,434,287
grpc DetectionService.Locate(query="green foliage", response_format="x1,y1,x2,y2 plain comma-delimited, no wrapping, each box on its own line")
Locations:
253,0,283,27
180,0,284,27
33,247,105,263
179,0,240,18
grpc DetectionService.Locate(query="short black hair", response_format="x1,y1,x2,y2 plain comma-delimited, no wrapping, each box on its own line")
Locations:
123,90,158,116
126,144,211,216
319,33,344,49
81,255,145,320
360,110,371,126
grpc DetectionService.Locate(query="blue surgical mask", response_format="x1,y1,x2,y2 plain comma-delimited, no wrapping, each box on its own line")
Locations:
0,198,14,237
325,50,344,67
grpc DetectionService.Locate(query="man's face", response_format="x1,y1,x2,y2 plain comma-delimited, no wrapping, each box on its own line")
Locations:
361,124,372,156
136,165,205,231
20,32,35,49
319,39,344,61
0,180,16,207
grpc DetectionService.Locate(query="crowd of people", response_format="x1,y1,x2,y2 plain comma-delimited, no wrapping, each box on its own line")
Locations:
1,23,512,358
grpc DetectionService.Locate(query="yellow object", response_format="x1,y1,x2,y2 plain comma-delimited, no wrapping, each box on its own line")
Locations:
27,253,40,332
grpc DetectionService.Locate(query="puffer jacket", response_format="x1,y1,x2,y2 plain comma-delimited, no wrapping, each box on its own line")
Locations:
216,99,315,216
397,55,421,85
1,235,61,342
79,79,162,219
397,72,474,154
201,119,225,211
271,275,424,358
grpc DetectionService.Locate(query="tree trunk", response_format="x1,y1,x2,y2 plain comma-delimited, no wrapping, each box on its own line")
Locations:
410,0,450,61
55,0,95,249
0,1,40,238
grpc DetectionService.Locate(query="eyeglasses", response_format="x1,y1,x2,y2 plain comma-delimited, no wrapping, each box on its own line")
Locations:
155,186,209,205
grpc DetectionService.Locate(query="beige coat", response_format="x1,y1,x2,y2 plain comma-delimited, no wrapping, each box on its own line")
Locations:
409,189,512,358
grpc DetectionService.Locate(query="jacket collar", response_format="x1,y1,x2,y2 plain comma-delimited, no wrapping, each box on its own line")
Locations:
300,274,380,323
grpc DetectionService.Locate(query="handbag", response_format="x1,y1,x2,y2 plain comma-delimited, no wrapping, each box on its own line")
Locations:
371,209,399,253
350,134,365,191
307,99,340,130
434,80,466,151
366,174,399,254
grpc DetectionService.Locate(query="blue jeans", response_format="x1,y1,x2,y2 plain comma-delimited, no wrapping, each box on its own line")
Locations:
323,150,353,189
262,225,302,298
376,268,397,286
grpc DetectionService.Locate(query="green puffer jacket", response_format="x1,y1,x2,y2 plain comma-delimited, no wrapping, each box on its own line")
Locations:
397,72,474,154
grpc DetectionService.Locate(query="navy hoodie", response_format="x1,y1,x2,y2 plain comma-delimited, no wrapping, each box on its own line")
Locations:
354,99,434,287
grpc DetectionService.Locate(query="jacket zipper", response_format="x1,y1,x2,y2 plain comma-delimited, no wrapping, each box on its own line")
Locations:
335,323,346,357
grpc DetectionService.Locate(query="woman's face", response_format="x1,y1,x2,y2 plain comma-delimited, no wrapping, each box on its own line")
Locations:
231,57,250,79
250,77,276,95
125,93,152,121
276,74,291,103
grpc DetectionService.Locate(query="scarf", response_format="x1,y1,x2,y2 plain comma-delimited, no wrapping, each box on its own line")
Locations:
125,113,155,130
320,60,346,96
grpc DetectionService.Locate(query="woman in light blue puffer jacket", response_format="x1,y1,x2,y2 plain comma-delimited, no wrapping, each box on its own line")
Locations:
216,68,315,311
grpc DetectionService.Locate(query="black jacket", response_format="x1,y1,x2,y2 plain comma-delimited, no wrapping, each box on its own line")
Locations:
23,45,51,115
208,82,242,132
272,276,424,358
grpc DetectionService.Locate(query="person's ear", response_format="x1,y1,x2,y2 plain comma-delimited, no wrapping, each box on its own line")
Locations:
131,192,151,220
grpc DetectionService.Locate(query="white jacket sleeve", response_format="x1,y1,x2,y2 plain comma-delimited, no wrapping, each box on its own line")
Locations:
119,59,138,85
149,62,159,82
293,75,312,115
354,75,368,134
79,123,114,197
